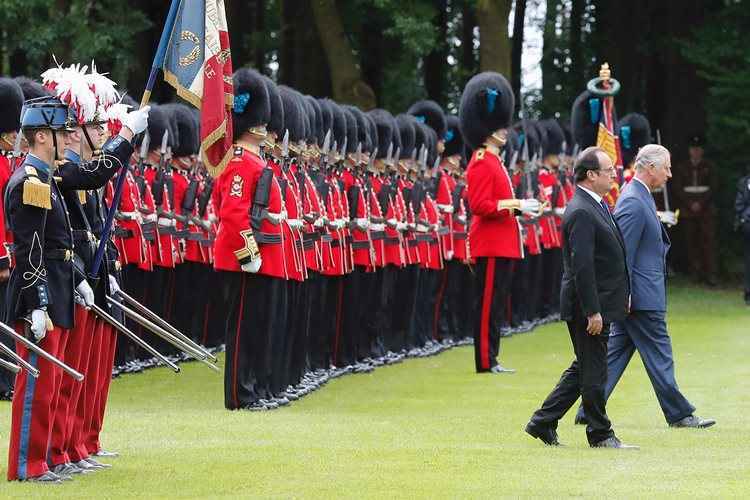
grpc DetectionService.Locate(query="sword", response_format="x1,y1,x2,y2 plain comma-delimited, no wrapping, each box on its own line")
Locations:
0,321,84,381
106,297,220,372
88,303,180,373
0,357,21,375
114,289,217,362
0,342,39,377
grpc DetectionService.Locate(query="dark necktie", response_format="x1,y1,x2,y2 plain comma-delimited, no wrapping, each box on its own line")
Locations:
599,199,614,226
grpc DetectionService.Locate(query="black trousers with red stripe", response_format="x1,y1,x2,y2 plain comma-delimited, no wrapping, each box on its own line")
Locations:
473,257,515,372
223,271,287,409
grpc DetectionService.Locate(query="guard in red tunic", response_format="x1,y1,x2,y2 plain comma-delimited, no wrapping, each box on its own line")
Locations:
0,77,23,399
214,68,288,411
459,72,541,374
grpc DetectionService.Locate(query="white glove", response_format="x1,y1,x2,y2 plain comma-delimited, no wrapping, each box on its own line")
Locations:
658,210,677,226
553,207,566,217
143,213,158,223
387,218,398,227
439,204,455,214
287,219,304,230
396,222,407,231
370,223,385,232
76,280,95,308
30,309,48,342
519,199,541,215
123,105,151,135
354,218,370,230
446,250,454,261
241,258,262,273
108,275,121,295
313,217,325,229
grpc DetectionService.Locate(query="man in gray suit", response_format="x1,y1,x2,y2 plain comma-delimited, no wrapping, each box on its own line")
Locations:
576,144,715,429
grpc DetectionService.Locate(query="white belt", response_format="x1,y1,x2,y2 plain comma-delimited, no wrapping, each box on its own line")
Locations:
157,217,175,227
266,211,287,224
437,204,454,214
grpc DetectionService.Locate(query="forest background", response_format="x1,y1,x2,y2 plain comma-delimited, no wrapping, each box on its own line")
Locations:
2,0,747,276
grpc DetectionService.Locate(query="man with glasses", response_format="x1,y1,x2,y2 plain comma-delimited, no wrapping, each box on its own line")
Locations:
574,144,715,430
526,146,637,448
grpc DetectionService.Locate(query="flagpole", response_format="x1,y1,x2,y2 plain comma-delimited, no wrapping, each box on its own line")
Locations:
91,0,182,278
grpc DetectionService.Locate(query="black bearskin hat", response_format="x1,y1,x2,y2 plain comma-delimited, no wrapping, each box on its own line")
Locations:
14,76,50,100
559,120,574,155
278,86,305,143
367,109,396,160
344,105,371,153
540,118,565,157
0,77,24,134
341,106,358,155
317,98,334,141
421,123,438,167
618,113,651,167
365,113,378,154
443,115,464,158
512,120,541,159
328,100,347,153
395,113,416,159
142,104,171,153
408,99,447,140
305,96,324,145
162,103,199,157
231,68,271,141
262,76,284,138
571,90,599,149
459,71,515,150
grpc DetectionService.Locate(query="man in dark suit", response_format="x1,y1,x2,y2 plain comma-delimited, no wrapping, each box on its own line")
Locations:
525,146,637,449
575,145,715,429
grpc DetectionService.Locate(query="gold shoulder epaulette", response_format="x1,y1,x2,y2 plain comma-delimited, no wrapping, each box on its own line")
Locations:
22,176,52,210
476,148,485,160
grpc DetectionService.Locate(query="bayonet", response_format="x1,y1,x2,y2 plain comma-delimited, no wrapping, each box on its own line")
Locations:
281,129,290,159
385,143,393,166
355,142,362,165
509,150,519,173
340,137,348,159
12,132,23,159
432,155,440,171
321,130,331,156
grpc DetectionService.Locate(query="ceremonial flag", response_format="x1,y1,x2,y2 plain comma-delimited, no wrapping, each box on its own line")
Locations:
595,92,624,208
162,0,234,177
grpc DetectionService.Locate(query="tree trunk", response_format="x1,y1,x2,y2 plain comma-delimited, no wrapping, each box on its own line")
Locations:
425,0,448,103
568,0,584,102
540,0,560,110
310,0,375,108
460,0,478,78
511,0,527,113
477,0,513,76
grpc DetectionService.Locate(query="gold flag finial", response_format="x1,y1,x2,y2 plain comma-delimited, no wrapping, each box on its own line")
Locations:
599,63,611,81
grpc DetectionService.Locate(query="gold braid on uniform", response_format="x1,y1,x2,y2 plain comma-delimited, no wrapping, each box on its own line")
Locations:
22,166,52,210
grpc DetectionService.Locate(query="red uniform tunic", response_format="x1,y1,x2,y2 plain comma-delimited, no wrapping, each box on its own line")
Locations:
345,171,372,268
0,154,15,270
113,170,148,267
417,194,443,270
511,171,542,256
170,167,190,264
184,175,207,264
270,160,305,282
144,166,177,268
213,147,288,279
451,180,470,262
466,148,522,259
368,175,386,268
398,178,420,266
299,168,324,273
383,177,405,267
321,174,348,276
435,167,455,258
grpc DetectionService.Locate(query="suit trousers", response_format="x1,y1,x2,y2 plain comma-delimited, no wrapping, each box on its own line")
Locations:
575,310,695,424
529,306,614,445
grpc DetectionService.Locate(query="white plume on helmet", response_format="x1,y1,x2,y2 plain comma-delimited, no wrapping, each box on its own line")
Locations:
41,60,98,125
86,61,120,108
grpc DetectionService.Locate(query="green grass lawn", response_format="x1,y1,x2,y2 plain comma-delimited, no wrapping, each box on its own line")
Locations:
0,282,748,498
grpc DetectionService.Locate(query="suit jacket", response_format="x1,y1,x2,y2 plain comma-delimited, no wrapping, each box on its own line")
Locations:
614,178,670,311
560,186,629,324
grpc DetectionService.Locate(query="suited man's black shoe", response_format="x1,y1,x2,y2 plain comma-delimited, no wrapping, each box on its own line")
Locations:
591,436,639,449
525,422,562,446
669,415,716,429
